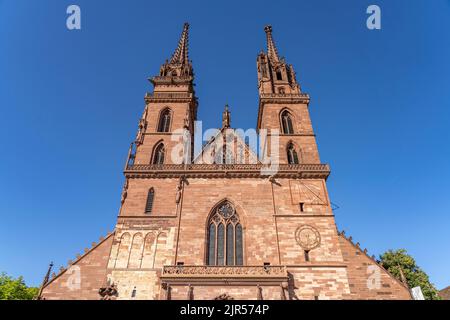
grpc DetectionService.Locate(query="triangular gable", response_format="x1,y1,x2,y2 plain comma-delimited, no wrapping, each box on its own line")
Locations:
194,128,260,164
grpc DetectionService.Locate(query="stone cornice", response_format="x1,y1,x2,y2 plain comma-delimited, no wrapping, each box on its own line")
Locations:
117,215,177,219
274,213,335,218
124,163,330,180
161,265,288,285
144,91,196,104
149,75,193,86
259,92,310,104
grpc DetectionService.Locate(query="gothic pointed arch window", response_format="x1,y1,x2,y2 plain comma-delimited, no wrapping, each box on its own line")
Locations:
287,142,299,164
158,108,172,133
280,110,294,134
152,143,165,164
207,202,243,266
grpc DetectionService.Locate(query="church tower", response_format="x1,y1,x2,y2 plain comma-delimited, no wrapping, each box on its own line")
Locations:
132,22,197,167
257,25,320,166
40,24,412,300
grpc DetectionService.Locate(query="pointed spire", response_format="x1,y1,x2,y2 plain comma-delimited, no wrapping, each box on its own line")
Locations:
264,25,280,62
170,22,190,65
222,104,231,128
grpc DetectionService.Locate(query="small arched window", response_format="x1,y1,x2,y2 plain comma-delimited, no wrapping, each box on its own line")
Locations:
281,110,294,134
145,188,155,214
287,142,299,164
158,108,171,133
207,202,243,266
152,143,165,164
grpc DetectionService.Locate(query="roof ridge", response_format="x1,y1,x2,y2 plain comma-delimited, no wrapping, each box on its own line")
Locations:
43,231,115,289
337,230,410,291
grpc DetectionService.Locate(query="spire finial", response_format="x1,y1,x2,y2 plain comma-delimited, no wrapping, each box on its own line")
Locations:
170,23,190,65
264,25,280,62
222,104,231,128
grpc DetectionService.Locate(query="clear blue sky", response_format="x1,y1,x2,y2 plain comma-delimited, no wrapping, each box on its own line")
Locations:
0,0,449,290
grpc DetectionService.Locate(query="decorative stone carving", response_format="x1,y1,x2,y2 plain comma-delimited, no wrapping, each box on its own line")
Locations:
175,177,184,204
256,284,263,300
162,265,287,278
214,293,234,300
98,283,118,300
187,284,194,300
295,225,321,250
120,179,129,204
125,163,331,180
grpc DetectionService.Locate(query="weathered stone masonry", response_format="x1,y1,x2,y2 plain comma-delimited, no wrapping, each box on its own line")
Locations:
41,23,411,300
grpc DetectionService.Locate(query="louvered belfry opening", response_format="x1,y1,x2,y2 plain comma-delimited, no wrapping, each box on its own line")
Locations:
287,142,299,164
158,108,171,133
281,110,294,134
152,143,165,164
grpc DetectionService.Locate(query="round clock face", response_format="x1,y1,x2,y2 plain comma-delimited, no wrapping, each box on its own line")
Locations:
295,225,321,250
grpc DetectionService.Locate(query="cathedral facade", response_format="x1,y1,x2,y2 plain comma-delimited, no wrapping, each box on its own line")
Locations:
40,24,411,300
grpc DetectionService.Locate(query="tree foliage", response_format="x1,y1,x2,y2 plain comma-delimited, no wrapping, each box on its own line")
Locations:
379,249,441,300
0,272,39,300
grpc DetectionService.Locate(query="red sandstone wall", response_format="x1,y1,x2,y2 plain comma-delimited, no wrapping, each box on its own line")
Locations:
339,235,411,299
41,234,114,300
259,103,320,164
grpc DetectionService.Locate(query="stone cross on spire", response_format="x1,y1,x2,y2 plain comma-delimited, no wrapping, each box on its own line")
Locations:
170,22,190,65
264,25,280,63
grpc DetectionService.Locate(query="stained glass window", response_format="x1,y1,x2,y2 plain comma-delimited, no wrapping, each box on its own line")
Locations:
208,224,216,265
206,202,243,266
217,223,225,265
226,224,234,265
236,224,243,265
